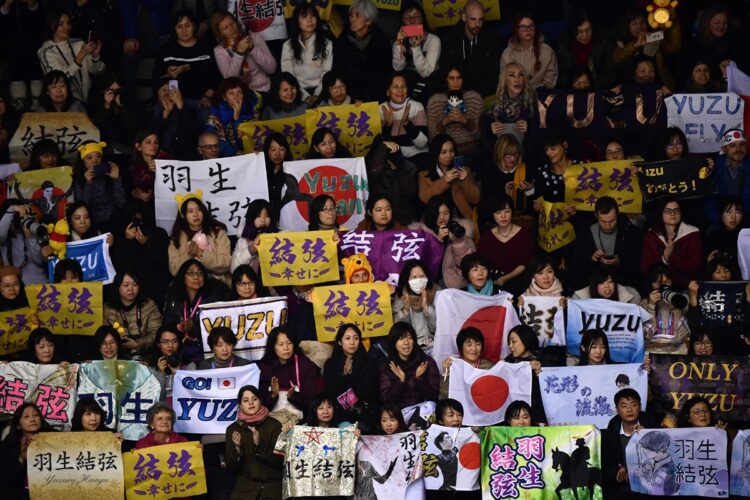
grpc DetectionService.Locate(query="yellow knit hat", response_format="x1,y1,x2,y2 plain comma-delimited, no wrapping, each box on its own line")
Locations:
175,190,204,215
342,253,373,284
78,141,107,158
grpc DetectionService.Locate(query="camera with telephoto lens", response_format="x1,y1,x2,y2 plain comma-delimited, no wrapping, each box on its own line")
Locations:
659,286,688,309
19,214,49,247
446,220,466,238
167,352,182,368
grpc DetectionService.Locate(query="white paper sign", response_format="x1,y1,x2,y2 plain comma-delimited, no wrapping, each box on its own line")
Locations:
667,93,744,153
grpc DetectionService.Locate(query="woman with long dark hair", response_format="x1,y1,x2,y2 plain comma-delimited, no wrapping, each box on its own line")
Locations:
0,403,53,497
393,260,439,351
261,72,308,120
500,12,558,89
31,70,86,112
356,193,403,231
72,140,126,233
231,199,277,274
128,130,173,205
263,133,294,220
306,127,351,160
228,265,268,300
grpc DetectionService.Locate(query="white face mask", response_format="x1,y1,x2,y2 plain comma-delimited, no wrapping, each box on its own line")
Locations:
408,277,428,294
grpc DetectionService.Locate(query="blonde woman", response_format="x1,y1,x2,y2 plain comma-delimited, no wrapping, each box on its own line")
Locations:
481,62,536,147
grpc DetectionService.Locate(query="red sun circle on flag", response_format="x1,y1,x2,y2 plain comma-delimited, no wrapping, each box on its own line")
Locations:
222,379,231,387
458,442,481,470
295,165,357,226
470,375,509,412
238,0,275,32
461,305,507,362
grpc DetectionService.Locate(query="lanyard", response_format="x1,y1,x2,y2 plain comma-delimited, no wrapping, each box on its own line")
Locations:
281,355,301,392
183,296,203,323
120,305,142,336
657,310,674,337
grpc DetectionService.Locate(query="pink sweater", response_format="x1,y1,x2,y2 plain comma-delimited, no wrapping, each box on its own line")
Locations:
214,34,277,93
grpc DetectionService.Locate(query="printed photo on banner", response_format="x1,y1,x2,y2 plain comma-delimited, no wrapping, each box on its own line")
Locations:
566,298,649,363
26,282,103,335
172,364,260,434
339,229,443,283
199,296,288,361
626,428,729,497
124,441,207,500
739,228,750,280
9,166,74,223
666,92,744,153
537,198,575,252
278,157,369,231
637,157,712,202
0,162,21,207
0,307,35,355
154,153,270,236
258,230,340,286
448,359,532,426
305,102,382,157
77,360,161,441
564,160,643,213
311,282,393,341
234,0,287,41
48,233,116,284
697,280,745,331
27,432,124,500
356,432,423,500
433,289,520,368
649,354,748,422
518,295,565,347
730,430,750,497
540,364,648,429
9,112,100,168
420,424,480,491
239,115,309,160
423,0,500,30
0,361,78,429
481,425,603,500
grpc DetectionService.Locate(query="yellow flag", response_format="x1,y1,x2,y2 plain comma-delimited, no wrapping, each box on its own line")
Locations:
423,0,500,31
564,160,643,213
239,115,309,160
258,230,340,286
124,442,207,500
0,307,35,355
538,198,576,252
312,282,393,341
305,102,382,157
26,282,103,335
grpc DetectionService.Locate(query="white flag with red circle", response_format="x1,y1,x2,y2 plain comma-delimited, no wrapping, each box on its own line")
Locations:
448,359,532,426
433,289,520,371
420,424,480,491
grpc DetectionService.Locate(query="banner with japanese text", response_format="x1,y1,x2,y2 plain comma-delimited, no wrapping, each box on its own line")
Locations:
649,354,749,422
311,282,393,341
448,360,532,427
481,425,603,499
356,432,423,500
566,299,649,363
697,281,745,331
234,0,287,41
518,296,565,347
666,93,744,153
78,360,161,441
339,229,444,283
626,427,728,497
26,282,103,335
421,424,480,491
540,364,648,429
637,157,712,202
9,165,74,222
564,160,643,213
0,307,35,355
172,364,260,434
199,296,288,361
239,114,309,160
305,102,382,156
283,0,333,20
48,233,116,284
0,162,21,207
333,0,402,11
730,429,750,497
258,230,340,286
124,441,207,500
275,425,357,498
278,157,369,232
154,153,269,236
0,361,78,430
537,198,575,252
9,112,99,169
423,0,500,30
434,289,520,368
28,432,123,500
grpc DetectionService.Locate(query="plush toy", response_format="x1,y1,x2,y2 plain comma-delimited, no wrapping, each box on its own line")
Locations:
646,0,678,29
191,231,212,252
443,91,466,114
47,218,70,259
342,253,373,284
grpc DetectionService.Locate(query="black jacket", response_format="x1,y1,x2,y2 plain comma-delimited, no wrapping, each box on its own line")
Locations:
333,27,392,103
602,411,657,497
439,24,501,97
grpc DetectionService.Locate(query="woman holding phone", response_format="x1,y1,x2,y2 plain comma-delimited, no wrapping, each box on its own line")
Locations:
392,1,440,101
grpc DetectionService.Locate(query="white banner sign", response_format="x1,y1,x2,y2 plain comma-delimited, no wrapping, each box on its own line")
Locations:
421,425,480,491
666,93,744,153
199,296,287,361
540,363,648,429
518,295,565,347
155,153,270,236
731,429,750,497
234,0,287,41
173,364,260,434
356,432,423,499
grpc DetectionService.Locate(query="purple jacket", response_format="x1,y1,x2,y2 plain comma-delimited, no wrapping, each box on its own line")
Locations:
257,353,322,415
380,352,440,408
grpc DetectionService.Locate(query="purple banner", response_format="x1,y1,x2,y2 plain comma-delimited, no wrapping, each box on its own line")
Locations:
339,229,444,282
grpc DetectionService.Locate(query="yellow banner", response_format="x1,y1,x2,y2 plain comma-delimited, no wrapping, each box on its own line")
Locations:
305,102,382,157
123,441,207,500
424,0,500,31
564,160,643,214
311,282,393,341
26,282,103,335
283,0,333,20
0,307,35,355
258,230,340,286
538,198,576,252
239,115,309,161
28,432,124,499
9,166,74,222
333,0,402,12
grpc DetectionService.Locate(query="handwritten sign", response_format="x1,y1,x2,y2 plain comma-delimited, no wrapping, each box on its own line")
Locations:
730,430,750,497
239,114,309,160
0,307,35,355
537,198,575,252
356,432,423,499
9,166,74,222
48,233,116,284
564,160,643,213
154,153,269,236
518,296,565,347
304,102,382,156
9,112,99,168
199,296,288,361
124,441,207,500
28,432,124,500
234,0,287,41
697,281,745,330
311,282,393,341
667,93,744,153
638,157,712,202
26,282,103,335
423,0,500,30
258,230,340,286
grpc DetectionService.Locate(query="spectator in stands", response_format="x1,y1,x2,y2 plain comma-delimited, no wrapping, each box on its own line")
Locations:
379,72,430,167
150,78,198,160
392,1,440,102
135,402,188,448
500,12,558,90
32,70,85,112
557,10,615,90
205,77,261,157
0,403,53,497
261,72,308,120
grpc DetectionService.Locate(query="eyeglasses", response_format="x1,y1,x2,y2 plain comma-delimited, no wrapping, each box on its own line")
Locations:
160,339,179,345
518,24,535,31
101,341,118,348
321,206,337,213
663,208,681,215
693,340,712,347
237,281,255,288
199,144,219,150
186,271,204,278
504,153,519,158
402,15,421,23
1,282,20,289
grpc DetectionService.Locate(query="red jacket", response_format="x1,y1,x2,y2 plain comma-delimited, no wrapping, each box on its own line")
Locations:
640,223,703,288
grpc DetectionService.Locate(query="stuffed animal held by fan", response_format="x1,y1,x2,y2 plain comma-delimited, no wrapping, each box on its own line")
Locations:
646,0,678,29
443,91,466,114
47,218,69,259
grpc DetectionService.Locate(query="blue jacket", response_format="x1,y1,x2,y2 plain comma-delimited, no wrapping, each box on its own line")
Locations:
705,154,750,225
205,93,261,157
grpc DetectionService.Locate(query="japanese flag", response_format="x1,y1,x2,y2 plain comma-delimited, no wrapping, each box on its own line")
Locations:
218,377,236,390
433,289,521,371
448,359,532,427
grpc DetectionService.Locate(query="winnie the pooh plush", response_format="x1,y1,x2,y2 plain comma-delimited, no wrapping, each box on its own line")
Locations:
47,218,70,259
646,0,678,29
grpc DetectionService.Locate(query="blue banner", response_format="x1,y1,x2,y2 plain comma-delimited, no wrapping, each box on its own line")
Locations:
47,233,115,284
